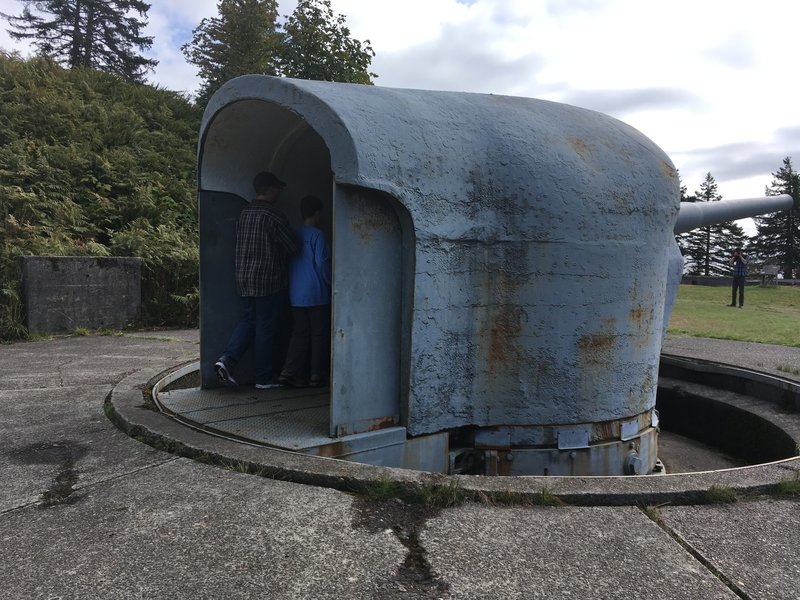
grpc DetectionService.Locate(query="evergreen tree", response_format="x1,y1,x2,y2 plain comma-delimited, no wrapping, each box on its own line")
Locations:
751,157,800,279
680,173,747,276
675,175,696,273
181,0,282,104
0,53,201,338
182,0,376,104
2,0,157,83
278,0,376,84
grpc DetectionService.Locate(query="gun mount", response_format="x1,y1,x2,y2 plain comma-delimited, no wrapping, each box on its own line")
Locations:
197,76,792,476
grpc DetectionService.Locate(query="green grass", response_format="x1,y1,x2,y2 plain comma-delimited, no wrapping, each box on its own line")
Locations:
769,478,800,497
702,485,738,504
357,477,468,508
667,284,800,346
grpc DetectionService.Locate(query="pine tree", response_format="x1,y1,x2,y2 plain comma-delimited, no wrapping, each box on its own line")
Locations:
181,0,282,104
751,157,800,279
675,176,696,273
182,0,376,104
2,0,157,83
278,0,375,84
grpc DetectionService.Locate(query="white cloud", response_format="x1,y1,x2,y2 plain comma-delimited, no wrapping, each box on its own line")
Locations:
0,0,797,203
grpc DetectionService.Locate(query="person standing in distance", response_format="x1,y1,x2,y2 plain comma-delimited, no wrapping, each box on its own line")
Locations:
215,171,300,388
729,247,748,308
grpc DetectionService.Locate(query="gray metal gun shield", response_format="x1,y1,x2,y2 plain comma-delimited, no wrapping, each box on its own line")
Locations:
197,76,790,475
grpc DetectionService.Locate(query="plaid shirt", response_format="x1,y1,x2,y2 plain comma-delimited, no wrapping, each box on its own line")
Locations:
235,201,300,297
732,255,748,277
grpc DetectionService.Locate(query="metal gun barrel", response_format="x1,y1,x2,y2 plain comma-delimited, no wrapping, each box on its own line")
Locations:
674,194,793,234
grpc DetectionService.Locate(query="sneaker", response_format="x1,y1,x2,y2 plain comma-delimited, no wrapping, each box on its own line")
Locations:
308,376,328,388
214,358,237,385
255,380,284,390
277,370,308,388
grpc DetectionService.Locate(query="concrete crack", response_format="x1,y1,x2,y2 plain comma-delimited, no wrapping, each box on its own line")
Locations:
639,506,753,600
352,497,451,598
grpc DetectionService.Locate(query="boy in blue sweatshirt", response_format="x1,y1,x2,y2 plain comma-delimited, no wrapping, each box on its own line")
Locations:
279,195,332,387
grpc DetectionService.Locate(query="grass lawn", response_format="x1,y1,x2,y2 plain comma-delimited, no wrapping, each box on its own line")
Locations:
667,284,800,346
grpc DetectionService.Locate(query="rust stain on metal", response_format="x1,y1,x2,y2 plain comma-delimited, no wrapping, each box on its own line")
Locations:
629,306,652,328
613,191,632,213
629,306,645,322
626,367,654,412
334,415,398,438
577,333,615,365
350,207,396,242
490,308,523,369
496,455,514,476
350,219,373,242
476,253,527,372
568,137,592,161
629,305,655,348
593,420,615,441
315,440,351,458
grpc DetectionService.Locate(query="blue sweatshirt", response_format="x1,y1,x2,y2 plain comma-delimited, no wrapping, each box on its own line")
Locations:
288,225,332,307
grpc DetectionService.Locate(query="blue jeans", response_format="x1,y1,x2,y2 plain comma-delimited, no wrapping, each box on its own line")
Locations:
222,293,285,385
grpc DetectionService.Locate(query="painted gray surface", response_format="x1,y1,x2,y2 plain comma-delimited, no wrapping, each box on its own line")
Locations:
199,76,679,445
196,78,791,479
674,194,793,234
331,185,404,436
18,256,141,334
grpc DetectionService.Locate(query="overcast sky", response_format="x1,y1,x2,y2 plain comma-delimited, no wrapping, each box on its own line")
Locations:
1,0,797,215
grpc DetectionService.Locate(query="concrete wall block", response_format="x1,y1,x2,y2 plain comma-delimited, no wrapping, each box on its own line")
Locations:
19,256,142,333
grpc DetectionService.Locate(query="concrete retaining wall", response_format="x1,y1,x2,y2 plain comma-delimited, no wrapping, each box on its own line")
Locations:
18,256,142,333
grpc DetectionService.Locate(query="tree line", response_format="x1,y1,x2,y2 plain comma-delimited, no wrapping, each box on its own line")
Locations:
1,0,376,97
0,52,202,339
0,0,798,341
0,0,374,340
677,159,799,280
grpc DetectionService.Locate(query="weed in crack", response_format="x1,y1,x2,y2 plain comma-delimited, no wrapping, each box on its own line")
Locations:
768,472,800,497
703,485,738,504
356,477,467,509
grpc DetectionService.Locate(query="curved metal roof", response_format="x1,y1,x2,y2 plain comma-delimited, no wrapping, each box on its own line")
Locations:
200,75,680,242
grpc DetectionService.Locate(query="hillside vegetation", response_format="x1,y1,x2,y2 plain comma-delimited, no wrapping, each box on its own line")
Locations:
0,53,202,339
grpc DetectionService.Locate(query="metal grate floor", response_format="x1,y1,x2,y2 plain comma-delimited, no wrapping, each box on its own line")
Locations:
157,385,334,450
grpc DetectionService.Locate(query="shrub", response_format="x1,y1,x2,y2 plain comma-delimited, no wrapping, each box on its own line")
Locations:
0,53,201,338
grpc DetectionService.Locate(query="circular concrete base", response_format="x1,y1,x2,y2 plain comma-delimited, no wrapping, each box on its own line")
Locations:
106,357,800,506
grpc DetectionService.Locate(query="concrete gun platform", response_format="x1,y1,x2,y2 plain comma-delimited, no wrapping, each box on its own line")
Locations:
2,329,799,599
